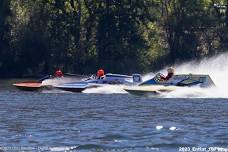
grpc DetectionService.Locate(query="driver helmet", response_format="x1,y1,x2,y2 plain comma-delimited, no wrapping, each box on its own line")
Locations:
167,67,174,74
55,69,63,77
97,69,105,77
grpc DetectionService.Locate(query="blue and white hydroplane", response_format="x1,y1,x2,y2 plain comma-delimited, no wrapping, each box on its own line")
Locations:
55,73,142,92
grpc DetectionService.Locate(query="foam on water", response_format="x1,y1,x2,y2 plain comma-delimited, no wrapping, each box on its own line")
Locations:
83,85,127,94
156,125,163,130
169,126,177,131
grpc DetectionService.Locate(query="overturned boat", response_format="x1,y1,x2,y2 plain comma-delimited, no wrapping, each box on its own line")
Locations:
54,73,142,92
124,74,215,96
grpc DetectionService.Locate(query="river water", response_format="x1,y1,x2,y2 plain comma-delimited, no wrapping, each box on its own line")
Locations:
0,81,227,152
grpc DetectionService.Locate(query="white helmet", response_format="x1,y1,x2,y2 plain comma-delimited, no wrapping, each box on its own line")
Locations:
167,67,174,73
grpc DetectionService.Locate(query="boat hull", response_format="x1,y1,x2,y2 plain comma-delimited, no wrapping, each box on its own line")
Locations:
124,85,178,96
13,82,43,91
55,83,101,93
54,86,86,92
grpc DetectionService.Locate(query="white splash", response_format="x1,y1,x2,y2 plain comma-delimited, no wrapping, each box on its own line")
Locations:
41,77,81,86
162,52,228,98
169,126,177,131
156,125,163,130
83,85,127,94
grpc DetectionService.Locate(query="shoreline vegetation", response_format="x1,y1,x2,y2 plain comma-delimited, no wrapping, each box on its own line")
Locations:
1,0,228,78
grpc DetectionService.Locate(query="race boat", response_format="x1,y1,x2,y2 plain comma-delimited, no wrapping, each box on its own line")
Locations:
54,73,142,92
12,67,91,92
124,73,215,96
12,75,54,91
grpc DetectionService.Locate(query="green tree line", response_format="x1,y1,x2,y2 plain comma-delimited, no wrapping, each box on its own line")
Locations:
0,0,228,77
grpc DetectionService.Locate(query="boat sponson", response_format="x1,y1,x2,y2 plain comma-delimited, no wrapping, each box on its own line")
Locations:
124,85,178,95
55,86,86,92
13,82,43,91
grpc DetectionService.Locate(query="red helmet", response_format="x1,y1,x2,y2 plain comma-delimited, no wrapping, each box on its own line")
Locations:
55,69,63,77
97,69,105,77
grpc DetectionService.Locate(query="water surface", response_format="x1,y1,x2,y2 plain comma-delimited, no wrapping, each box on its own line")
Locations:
0,84,227,152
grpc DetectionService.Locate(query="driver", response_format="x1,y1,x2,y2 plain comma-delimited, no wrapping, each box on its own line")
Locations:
55,69,64,77
160,67,174,81
97,69,105,79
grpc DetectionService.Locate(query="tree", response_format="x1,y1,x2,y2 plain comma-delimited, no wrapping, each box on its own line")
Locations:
0,0,12,77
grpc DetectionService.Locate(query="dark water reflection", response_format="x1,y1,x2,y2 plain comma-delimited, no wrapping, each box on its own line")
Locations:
0,88,227,152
